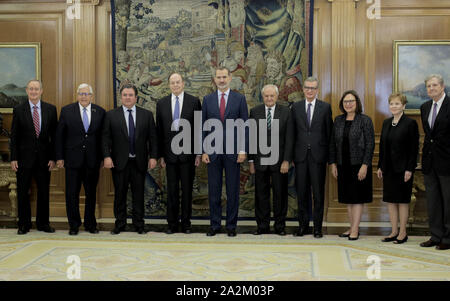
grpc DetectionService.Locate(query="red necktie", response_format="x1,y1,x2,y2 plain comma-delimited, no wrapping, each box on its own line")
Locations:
32,105,40,137
220,93,226,122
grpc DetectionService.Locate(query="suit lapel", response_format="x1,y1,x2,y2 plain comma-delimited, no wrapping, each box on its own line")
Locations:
224,91,233,120
212,92,220,118
73,103,85,133
299,100,307,127
134,107,141,140
180,95,190,120
433,96,449,131
310,100,321,127
89,104,97,133
119,106,129,138
422,100,432,134
40,102,47,135
273,105,280,120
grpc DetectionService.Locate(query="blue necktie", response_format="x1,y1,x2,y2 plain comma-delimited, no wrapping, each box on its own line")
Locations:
128,109,135,155
173,96,180,130
306,103,312,128
82,108,89,132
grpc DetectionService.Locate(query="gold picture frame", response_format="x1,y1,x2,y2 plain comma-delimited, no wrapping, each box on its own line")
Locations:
0,42,41,113
393,40,450,115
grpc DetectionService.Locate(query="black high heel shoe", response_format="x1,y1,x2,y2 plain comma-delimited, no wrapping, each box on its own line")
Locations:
338,233,350,238
381,234,398,242
393,235,408,244
348,233,360,241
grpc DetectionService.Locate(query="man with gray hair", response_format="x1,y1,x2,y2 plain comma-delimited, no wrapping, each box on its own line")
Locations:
249,84,293,235
289,76,333,238
11,79,58,235
420,74,450,250
55,83,105,235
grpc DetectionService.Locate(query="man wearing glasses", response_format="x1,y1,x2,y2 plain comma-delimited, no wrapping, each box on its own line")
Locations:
55,83,105,235
289,77,333,238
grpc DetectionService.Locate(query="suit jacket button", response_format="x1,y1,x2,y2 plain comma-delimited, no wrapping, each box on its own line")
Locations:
82,145,86,149
85,134,88,138
430,139,433,143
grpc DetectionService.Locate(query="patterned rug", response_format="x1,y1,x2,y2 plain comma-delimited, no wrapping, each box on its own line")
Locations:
0,229,448,281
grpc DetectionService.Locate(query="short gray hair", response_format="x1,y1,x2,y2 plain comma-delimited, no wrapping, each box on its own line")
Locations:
261,84,279,96
26,79,43,90
304,76,319,86
77,83,93,94
424,74,444,86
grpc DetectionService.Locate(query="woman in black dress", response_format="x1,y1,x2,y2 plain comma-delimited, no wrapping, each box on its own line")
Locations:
377,93,419,244
329,90,375,240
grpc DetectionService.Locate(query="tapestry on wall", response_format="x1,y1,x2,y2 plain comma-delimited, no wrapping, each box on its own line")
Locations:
111,0,313,219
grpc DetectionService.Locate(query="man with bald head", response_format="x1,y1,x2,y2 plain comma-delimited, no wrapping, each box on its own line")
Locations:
55,84,105,235
10,80,58,235
249,84,293,235
156,73,201,234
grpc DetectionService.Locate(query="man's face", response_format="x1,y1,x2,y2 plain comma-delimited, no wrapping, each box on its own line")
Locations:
121,88,137,109
262,86,278,107
303,80,319,102
426,77,445,101
26,81,43,102
214,69,232,91
77,87,93,108
169,73,185,96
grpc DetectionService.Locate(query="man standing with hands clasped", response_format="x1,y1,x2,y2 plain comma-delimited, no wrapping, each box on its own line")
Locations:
249,84,293,236
102,83,158,235
55,83,105,235
10,79,57,235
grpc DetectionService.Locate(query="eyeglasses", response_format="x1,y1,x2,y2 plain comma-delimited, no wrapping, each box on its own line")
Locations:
343,100,356,104
78,93,92,97
304,86,318,90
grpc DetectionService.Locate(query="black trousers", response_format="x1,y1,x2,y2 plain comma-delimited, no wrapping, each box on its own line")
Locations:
294,150,326,231
111,158,145,230
65,165,99,230
254,167,288,232
17,160,51,229
166,161,195,230
424,169,450,244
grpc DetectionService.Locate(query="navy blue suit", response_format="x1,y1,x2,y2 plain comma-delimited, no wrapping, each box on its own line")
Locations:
202,90,248,231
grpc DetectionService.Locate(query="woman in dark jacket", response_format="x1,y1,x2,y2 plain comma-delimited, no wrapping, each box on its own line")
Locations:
377,93,419,244
330,90,375,240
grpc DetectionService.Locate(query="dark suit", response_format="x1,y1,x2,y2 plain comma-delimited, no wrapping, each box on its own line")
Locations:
420,94,450,244
249,103,293,232
102,106,158,230
289,99,333,231
156,93,201,231
55,102,105,230
10,100,57,230
202,90,248,231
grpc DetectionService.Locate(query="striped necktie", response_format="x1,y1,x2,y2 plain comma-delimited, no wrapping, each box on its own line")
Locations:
32,105,40,137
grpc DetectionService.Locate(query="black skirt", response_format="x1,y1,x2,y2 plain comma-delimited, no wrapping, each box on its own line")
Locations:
382,171,413,203
337,164,373,204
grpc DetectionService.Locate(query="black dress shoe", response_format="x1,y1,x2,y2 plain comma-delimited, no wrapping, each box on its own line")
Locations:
436,243,450,250
206,228,220,236
314,231,323,238
182,228,191,234
37,225,55,233
69,228,79,235
137,228,147,235
165,228,175,234
420,239,439,248
253,229,269,235
381,235,398,242
393,235,408,244
110,227,123,235
227,229,237,237
276,230,286,236
293,227,311,237
87,228,99,234
17,227,29,235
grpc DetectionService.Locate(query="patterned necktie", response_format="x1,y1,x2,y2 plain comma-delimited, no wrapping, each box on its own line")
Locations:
128,109,135,155
220,93,226,122
306,103,312,128
173,96,180,130
267,107,272,130
82,107,89,132
32,105,40,137
430,102,438,129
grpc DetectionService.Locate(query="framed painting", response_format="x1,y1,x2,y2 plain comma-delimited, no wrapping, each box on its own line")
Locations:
393,40,450,115
0,42,41,113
